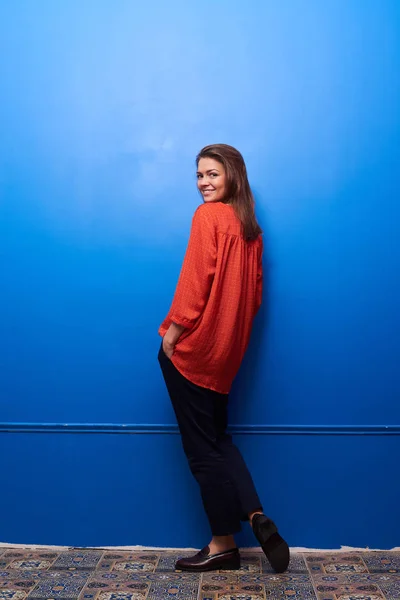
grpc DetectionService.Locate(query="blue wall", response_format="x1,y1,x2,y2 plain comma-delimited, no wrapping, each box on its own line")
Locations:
1,1,399,548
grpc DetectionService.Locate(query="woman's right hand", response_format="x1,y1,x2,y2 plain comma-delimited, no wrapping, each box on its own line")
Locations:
163,322,185,358
162,336,175,359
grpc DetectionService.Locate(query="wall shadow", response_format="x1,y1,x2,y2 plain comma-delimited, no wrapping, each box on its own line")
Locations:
227,191,274,547
229,191,272,422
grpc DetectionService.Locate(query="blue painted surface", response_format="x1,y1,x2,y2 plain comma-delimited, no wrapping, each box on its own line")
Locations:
1,431,399,549
0,1,399,547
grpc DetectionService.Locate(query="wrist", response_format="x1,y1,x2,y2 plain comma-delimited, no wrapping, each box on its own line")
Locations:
163,334,175,347
165,322,185,346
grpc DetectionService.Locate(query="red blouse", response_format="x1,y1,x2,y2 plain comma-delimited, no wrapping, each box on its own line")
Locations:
159,201,263,394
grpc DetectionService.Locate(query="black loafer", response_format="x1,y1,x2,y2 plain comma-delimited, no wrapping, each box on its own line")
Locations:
252,513,290,573
175,546,240,572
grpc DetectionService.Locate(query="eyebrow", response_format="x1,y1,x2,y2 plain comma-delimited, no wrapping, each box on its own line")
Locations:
196,169,220,175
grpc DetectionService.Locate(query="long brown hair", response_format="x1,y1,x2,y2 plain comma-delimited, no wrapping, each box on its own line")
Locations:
196,144,262,241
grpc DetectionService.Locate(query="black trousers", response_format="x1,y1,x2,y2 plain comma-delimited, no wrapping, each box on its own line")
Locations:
158,344,262,536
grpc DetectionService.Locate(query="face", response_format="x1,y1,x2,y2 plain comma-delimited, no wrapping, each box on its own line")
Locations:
196,157,227,203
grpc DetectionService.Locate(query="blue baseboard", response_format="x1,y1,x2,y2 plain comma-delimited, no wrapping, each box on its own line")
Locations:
1,422,399,435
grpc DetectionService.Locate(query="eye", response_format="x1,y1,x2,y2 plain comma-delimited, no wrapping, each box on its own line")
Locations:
210,173,218,178
196,173,203,179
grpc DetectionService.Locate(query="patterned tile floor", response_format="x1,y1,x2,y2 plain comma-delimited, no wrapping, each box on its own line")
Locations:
0,547,399,600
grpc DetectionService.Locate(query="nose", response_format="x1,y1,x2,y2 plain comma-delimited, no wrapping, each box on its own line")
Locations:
199,176,212,188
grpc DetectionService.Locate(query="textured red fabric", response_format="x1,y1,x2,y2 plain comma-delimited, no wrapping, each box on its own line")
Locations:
159,201,263,393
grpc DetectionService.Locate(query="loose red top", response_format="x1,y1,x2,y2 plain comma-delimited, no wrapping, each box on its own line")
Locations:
159,201,263,394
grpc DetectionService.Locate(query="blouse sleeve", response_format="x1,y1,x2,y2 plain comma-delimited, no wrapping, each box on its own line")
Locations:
168,206,217,329
255,237,263,313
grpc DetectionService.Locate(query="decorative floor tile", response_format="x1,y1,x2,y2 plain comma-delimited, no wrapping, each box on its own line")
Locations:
201,572,317,598
313,579,386,599
305,552,369,575
238,573,313,584
362,552,400,573
92,593,146,600
87,573,139,585
235,554,262,574
8,562,55,572
121,572,200,584
345,573,400,600
51,552,103,571
2,553,59,571
264,584,316,598
82,576,150,600
0,579,36,593
97,553,159,574
377,580,400,599
147,575,199,600
112,556,158,574
36,572,92,582
200,591,264,600
1,554,27,563
91,572,200,600
153,553,182,573
28,576,89,600
201,572,273,599
347,574,400,583
0,578,38,600
0,548,397,600
0,590,28,600
0,570,48,582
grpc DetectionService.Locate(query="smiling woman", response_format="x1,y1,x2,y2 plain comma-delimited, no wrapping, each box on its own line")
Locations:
157,144,289,573
197,158,227,203
196,144,263,241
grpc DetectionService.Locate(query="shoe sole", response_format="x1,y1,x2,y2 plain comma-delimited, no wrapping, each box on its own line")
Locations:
254,518,290,573
176,559,241,572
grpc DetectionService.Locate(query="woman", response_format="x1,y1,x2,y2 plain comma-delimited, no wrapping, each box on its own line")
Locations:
158,144,289,573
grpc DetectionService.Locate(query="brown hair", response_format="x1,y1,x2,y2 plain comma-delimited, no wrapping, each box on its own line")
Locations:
196,143,262,241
